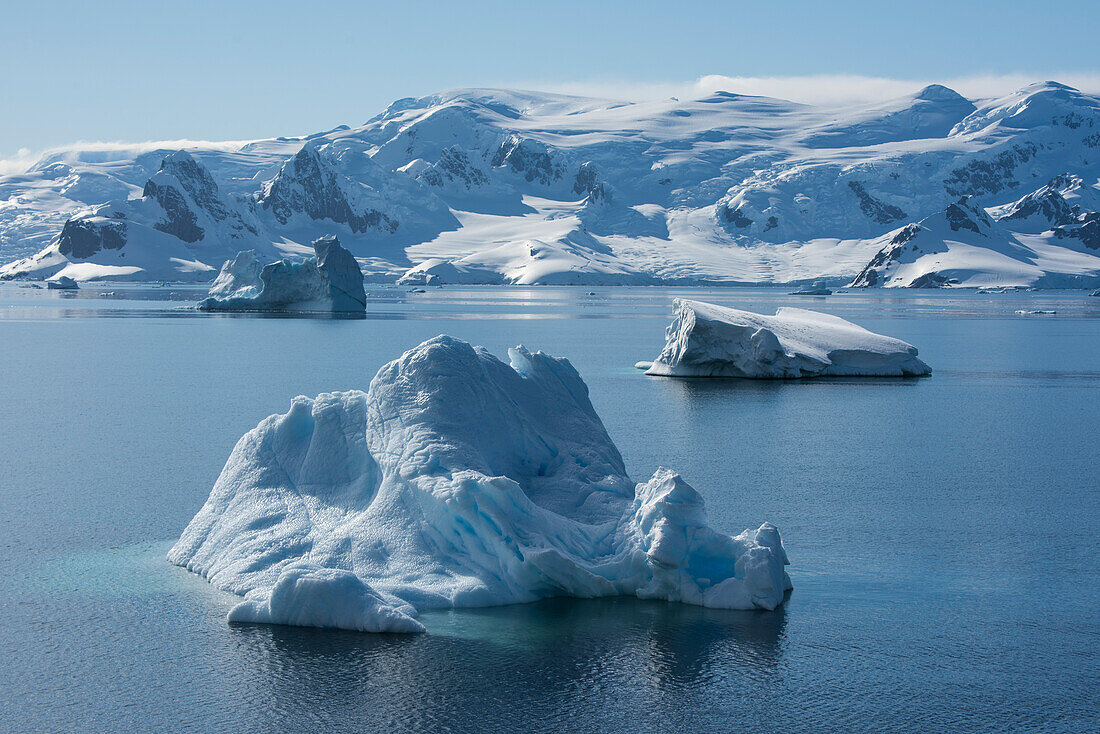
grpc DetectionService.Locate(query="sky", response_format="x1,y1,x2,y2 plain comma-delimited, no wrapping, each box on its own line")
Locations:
2,0,1099,161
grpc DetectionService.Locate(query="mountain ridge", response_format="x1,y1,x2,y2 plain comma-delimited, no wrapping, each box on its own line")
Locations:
2,81,1099,287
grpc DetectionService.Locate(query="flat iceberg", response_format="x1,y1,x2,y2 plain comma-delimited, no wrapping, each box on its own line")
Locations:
46,275,79,290
169,335,791,632
645,299,931,378
198,235,366,312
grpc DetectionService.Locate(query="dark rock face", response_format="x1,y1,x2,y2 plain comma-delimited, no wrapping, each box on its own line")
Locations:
848,223,924,288
1053,212,1100,249
491,136,564,185
908,272,955,288
261,146,398,234
718,203,753,229
572,162,614,206
57,218,127,259
999,174,1082,226
573,163,600,196
851,267,879,287
943,143,1037,197
144,180,204,242
141,151,256,243
946,198,990,235
421,147,489,189
159,152,231,221
848,181,908,224
889,223,921,247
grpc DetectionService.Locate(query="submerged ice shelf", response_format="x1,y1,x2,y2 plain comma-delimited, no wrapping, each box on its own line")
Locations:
169,335,791,633
645,300,931,378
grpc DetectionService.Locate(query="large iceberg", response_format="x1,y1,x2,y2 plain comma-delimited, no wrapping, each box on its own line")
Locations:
645,299,931,378
198,235,366,312
169,335,791,633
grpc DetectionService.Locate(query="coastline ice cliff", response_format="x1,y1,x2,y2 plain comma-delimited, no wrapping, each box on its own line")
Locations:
169,336,791,632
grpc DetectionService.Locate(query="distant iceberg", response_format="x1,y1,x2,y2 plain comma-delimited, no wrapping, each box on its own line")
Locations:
645,300,931,378
46,275,79,290
788,280,833,296
169,335,791,633
198,235,365,312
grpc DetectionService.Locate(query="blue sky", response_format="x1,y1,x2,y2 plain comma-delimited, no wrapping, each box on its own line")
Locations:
2,0,1098,159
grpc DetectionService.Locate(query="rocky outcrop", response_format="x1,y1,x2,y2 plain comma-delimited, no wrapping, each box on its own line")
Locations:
260,144,399,234
847,181,908,225
419,146,490,190
491,135,564,185
56,218,128,259
997,173,1083,227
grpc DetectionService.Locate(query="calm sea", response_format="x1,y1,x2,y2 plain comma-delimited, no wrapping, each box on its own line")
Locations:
1,284,1097,732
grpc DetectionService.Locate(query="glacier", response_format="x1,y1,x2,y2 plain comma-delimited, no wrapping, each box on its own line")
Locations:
2,82,1099,287
197,235,366,312
169,335,791,632
645,300,931,378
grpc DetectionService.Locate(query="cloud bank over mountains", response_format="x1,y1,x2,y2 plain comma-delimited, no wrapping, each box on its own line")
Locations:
519,73,1100,108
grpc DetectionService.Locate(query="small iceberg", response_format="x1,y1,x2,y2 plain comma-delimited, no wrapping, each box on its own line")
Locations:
644,299,931,378
1089,289,1099,297
46,275,79,290
198,236,365,313
1015,309,1057,315
788,280,833,296
169,335,791,633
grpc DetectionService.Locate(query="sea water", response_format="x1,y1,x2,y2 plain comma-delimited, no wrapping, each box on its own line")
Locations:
1,284,1097,732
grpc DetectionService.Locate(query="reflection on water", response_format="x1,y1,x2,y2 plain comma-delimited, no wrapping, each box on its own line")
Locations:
4,282,1100,322
231,596,788,732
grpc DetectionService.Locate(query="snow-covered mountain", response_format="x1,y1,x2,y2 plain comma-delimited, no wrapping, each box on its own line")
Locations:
850,176,1100,288
2,81,1099,286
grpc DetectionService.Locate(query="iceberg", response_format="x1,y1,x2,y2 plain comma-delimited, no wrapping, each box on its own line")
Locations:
198,235,366,312
46,275,79,290
645,299,931,378
169,335,791,633
789,280,833,296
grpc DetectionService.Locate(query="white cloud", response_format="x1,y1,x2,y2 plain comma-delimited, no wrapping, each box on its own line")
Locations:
0,138,255,176
523,73,1100,106
0,148,38,176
